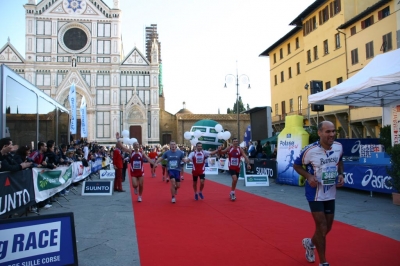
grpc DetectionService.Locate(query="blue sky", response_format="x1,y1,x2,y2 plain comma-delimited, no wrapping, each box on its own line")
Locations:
0,0,314,114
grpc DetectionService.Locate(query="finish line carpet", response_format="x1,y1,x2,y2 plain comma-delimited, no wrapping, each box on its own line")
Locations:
129,165,400,266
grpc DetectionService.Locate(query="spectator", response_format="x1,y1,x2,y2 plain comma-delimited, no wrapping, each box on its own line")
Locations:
0,138,32,172
256,140,263,158
43,140,58,169
263,141,272,159
29,141,47,167
248,141,256,158
57,143,68,165
14,145,38,168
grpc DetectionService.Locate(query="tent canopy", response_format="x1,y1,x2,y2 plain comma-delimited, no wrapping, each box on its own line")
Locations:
309,48,400,107
260,134,278,145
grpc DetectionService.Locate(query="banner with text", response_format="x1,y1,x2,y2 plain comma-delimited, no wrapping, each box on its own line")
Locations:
0,212,78,265
32,166,73,202
0,170,36,216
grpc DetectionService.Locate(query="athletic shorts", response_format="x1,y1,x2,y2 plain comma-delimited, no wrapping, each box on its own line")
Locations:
168,169,181,181
131,173,143,178
228,170,240,177
193,174,205,181
308,200,335,214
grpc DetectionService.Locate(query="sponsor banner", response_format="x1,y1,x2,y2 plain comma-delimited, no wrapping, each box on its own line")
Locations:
90,157,103,173
205,167,218,175
80,95,88,138
0,170,35,216
71,161,91,183
185,163,193,170
335,138,379,158
0,212,78,266
99,170,115,179
244,175,269,187
217,158,229,170
276,135,303,186
359,144,384,158
343,162,395,194
82,180,113,196
253,159,277,179
69,83,77,134
391,105,400,145
32,166,73,202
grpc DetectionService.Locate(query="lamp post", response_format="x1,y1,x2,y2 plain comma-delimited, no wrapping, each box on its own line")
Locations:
304,83,310,126
224,64,251,142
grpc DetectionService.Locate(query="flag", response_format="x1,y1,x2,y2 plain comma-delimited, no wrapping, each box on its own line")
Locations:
69,83,77,134
80,95,88,138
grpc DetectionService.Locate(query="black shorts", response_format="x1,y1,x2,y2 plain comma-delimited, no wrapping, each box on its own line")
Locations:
228,170,240,177
193,174,205,181
308,200,335,214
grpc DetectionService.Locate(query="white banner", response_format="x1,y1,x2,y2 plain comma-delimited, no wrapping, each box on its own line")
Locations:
80,95,88,137
391,105,400,145
72,161,91,183
69,83,77,134
32,166,73,202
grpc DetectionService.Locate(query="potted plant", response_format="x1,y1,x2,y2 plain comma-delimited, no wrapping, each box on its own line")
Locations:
385,144,400,205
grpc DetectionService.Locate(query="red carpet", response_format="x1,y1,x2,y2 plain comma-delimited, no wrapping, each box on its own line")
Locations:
129,164,400,266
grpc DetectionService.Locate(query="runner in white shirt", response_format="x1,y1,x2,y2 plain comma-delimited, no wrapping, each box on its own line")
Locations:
293,121,344,266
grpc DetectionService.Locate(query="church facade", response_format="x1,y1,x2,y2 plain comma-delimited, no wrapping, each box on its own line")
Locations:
0,0,161,145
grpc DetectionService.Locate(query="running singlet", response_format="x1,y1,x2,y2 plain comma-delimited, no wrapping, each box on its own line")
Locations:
188,150,210,176
162,150,185,171
228,147,241,172
294,141,343,202
130,151,144,177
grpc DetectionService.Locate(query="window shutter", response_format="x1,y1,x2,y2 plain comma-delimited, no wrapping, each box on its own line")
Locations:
337,0,341,12
378,10,382,20
330,2,333,17
361,21,365,29
319,11,322,25
388,33,392,50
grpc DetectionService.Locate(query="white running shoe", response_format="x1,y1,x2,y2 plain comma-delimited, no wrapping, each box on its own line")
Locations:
230,193,236,201
171,197,176,203
138,196,142,202
134,187,138,195
302,238,315,262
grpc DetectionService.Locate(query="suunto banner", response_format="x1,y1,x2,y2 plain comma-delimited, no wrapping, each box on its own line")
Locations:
0,170,35,216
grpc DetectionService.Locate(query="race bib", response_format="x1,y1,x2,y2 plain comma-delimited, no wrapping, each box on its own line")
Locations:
133,161,141,169
195,154,204,164
231,158,239,166
169,160,178,169
321,166,337,186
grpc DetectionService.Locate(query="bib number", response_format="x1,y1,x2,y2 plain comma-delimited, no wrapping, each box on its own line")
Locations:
133,161,141,169
231,158,239,166
195,155,204,164
169,160,178,169
321,166,337,186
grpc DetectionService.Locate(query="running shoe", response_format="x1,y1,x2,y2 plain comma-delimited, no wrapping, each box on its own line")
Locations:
199,192,204,199
321,263,329,266
302,238,315,263
138,196,142,202
166,178,169,183
134,187,138,195
181,176,184,180
230,193,236,201
194,193,198,200
171,197,176,203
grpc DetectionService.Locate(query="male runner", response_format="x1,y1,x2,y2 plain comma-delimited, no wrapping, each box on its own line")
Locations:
188,142,219,200
155,140,188,203
159,146,169,182
293,121,344,266
218,138,251,201
116,134,154,202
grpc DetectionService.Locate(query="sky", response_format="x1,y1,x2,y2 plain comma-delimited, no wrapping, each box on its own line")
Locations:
0,0,315,115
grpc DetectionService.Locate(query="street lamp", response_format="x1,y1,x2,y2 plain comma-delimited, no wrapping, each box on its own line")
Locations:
224,64,251,142
304,83,310,125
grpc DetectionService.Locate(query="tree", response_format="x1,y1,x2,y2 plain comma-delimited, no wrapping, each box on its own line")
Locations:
227,96,248,114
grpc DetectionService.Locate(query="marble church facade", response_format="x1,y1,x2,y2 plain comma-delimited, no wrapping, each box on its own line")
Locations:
0,0,161,145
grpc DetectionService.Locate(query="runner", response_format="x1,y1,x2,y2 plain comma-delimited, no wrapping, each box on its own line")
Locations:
116,134,154,202
159,145,169,182
187,142,219,200
218,138,251,201
147,147,158,178
293,121,344,266
155,140,188,203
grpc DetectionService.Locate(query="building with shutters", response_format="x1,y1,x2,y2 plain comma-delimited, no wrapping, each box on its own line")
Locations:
260,0,399,138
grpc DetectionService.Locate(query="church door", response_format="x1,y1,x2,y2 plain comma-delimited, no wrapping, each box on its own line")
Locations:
130,126,142,144
162,134,171,145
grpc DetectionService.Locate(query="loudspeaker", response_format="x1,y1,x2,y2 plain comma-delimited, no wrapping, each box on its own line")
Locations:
310,80,324,112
